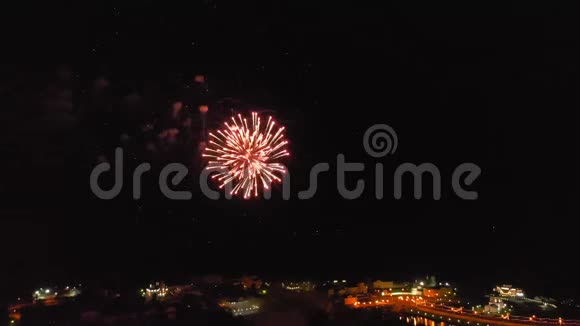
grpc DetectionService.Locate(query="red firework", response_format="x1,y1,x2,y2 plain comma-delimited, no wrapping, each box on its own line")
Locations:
202,112,289,198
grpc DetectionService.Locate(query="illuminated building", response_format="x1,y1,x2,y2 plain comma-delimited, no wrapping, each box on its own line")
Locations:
372,280,421,297
282,281,315,292
495,285,524,298
326,280,366,297
144,282,169,301
220,297,263,317
484,296,508,314
345,283,368,295
373,280,395,290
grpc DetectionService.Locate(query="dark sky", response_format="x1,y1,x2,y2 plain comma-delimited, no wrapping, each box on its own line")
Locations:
1,1,578,301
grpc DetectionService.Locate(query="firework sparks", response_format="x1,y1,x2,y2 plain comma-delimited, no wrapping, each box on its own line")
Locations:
202,112,289,198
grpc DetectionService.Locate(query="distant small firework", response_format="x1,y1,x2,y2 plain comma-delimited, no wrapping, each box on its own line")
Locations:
202,112,289,198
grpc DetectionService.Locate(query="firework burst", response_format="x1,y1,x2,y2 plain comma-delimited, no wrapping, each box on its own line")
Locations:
202,112,289,198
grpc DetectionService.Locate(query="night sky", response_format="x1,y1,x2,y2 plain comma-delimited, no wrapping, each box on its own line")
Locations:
1,2,578,302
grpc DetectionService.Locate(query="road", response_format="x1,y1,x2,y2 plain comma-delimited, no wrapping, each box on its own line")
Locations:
349,296,580,326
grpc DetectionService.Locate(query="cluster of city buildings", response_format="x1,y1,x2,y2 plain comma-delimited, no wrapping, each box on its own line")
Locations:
482,285,558,315
482,285,525,314
324,276,458,306
10,276,565,325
